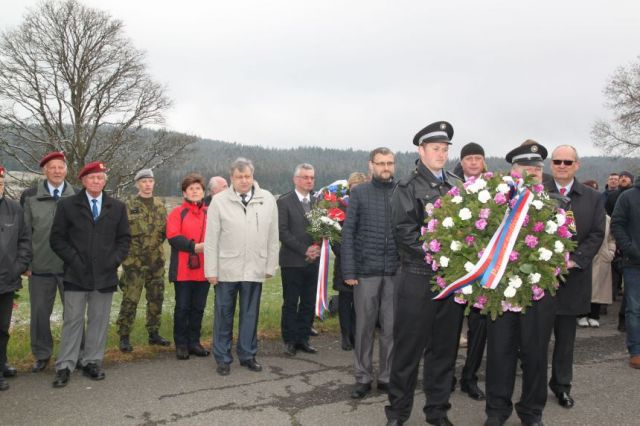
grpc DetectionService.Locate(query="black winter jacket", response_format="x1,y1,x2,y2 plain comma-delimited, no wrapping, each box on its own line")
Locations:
0,197,32,294
611,179,640,267
341,177,399,280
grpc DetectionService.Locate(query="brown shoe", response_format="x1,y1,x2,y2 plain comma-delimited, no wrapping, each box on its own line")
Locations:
630,355,640,369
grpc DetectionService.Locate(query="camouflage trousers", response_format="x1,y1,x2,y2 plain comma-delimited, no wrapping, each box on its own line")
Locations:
117,265,165,337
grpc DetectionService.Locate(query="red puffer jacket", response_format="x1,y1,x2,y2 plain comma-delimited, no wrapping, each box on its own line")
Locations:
167,200,207,282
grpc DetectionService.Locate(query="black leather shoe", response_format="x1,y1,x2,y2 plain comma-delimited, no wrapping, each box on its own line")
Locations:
521,421,544,426
3,363,17,378
188,344,210,357
32,358,50,373
341,335,353,351
283,343,297,356
427,417,453,426
53,368,71,388
297,342,318,354
386,420,403,426
350,382,371,399
119,336,133,353
216,363,230,376
176,346,190,360
377,382,389,393
149,332,170,346
0,377,8,391
240,358,262,372
82,363,105,381
484,418,504,426
461,381,486,401
557,392,574,408
310,327,319,336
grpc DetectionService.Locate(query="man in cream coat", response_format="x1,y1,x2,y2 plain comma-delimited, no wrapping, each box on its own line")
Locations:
204,158,279,376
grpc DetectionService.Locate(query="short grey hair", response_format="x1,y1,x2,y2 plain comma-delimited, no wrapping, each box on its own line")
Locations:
229,157,255,175
294,163,314,176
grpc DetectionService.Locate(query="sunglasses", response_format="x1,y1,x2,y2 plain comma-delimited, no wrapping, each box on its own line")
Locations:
551,159,575,166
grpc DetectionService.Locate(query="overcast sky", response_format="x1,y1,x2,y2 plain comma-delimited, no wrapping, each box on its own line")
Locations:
2,0,639,157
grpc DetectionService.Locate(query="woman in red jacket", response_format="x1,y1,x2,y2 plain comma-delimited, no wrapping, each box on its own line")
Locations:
167,174,210,360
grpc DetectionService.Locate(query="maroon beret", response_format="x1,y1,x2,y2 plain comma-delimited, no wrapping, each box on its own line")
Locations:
78,161,108,179
0,166,5,178
39,151,66,167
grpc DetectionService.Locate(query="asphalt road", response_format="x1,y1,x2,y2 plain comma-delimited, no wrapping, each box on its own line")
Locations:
1,300,638,425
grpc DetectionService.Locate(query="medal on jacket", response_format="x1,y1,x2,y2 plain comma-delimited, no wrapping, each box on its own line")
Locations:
566,210,577,235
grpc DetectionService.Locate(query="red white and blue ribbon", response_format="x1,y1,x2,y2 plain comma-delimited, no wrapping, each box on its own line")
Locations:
434,187,535,300
315,238,331,318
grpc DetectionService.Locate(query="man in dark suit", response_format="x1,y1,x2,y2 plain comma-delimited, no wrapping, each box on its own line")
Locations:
544,145,605,409
277,163,320,356
50,161,130,388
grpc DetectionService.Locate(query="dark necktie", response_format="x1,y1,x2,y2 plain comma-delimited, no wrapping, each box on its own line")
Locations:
91,199,99,220
53,188,59,201
560,188,567,196
241,193,249,206
301,197,311,213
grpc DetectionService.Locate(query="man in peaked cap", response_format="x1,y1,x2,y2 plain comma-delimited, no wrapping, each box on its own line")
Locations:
50,161,130,388
483,140,556,426
386,121,463,426
20,151,76,373
116,169,169,353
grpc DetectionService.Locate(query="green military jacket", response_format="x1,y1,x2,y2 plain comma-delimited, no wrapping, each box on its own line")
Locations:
122,195,167,269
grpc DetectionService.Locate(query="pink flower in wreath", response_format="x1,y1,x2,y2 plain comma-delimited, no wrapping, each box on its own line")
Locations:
463,177,476,190
555,266,561,276
532,221,545,233
429,239,441,253
501,301,523,312
557,225,572,239
426,219,439,232
431,261,439,272
494,192,507,205
532,285,545,301
425,253,433,264
434,198,442,209
478,249,485,259
479,208,490,219
510,171,522,180
473,295,488,309
454,295,467,305
447,186,460,197
522,214,530,227
509,251,519,262
484,171,494,179
465,235,475,246
475,219,488,231
436,275,447,289
532,183,545,194
524,234,538,248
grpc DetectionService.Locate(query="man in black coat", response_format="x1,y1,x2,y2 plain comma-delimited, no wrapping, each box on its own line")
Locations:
50,161,130,388
386,121,463,426
544,145,605,409
277,163,320,356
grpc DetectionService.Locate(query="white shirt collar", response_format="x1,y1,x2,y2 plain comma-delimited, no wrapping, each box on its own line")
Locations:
295,189,311,203
46,181,64,195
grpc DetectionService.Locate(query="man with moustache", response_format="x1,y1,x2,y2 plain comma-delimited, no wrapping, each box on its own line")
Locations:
341,147,399,399
278,164,320,356
544,145,605,409
204,158,279,376
50,161,130,388
386,121,463,426
484,140,557,426
116,169,169,353
20,152,75,373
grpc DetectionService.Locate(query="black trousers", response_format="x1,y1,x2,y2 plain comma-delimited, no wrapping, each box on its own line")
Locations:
549,314,577,395
0,291,14,367
385,271,464,423
281,264,318,344
338,290,355,343
485,294,557,424
461,308,487,386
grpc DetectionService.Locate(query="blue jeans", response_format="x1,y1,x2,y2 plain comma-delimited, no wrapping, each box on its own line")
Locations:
173,281,210,348
213,282,262,365
623,267,640,356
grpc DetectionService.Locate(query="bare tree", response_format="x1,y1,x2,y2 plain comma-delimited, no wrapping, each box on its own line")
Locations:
0,0,196,194
592,56,640,156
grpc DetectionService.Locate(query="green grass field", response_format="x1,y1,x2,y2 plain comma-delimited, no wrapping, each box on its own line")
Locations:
8,267,339,369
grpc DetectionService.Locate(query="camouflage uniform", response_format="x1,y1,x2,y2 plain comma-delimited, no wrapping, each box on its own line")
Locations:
116,196,167,337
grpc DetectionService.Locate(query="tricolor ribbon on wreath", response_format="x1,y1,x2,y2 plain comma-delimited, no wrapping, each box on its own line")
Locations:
433,184,535,300
314,238,331,318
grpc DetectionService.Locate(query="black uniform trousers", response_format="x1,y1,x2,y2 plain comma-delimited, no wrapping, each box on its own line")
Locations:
461,308,487,386
485,294,557,424
281,263,319,345
0,291,14,368
549,314,577,395
385,270,464,423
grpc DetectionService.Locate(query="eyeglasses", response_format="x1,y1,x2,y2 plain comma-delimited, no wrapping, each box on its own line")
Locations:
551,159,575,166
372,161,395,167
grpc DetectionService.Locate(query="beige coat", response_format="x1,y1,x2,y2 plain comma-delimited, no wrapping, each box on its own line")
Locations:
591,215,616,304
203,181,279,282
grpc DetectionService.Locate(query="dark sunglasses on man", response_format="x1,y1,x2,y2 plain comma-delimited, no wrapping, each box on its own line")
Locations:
552,159,575,166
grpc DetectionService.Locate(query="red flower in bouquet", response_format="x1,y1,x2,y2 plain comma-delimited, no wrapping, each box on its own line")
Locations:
327,207,346,222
